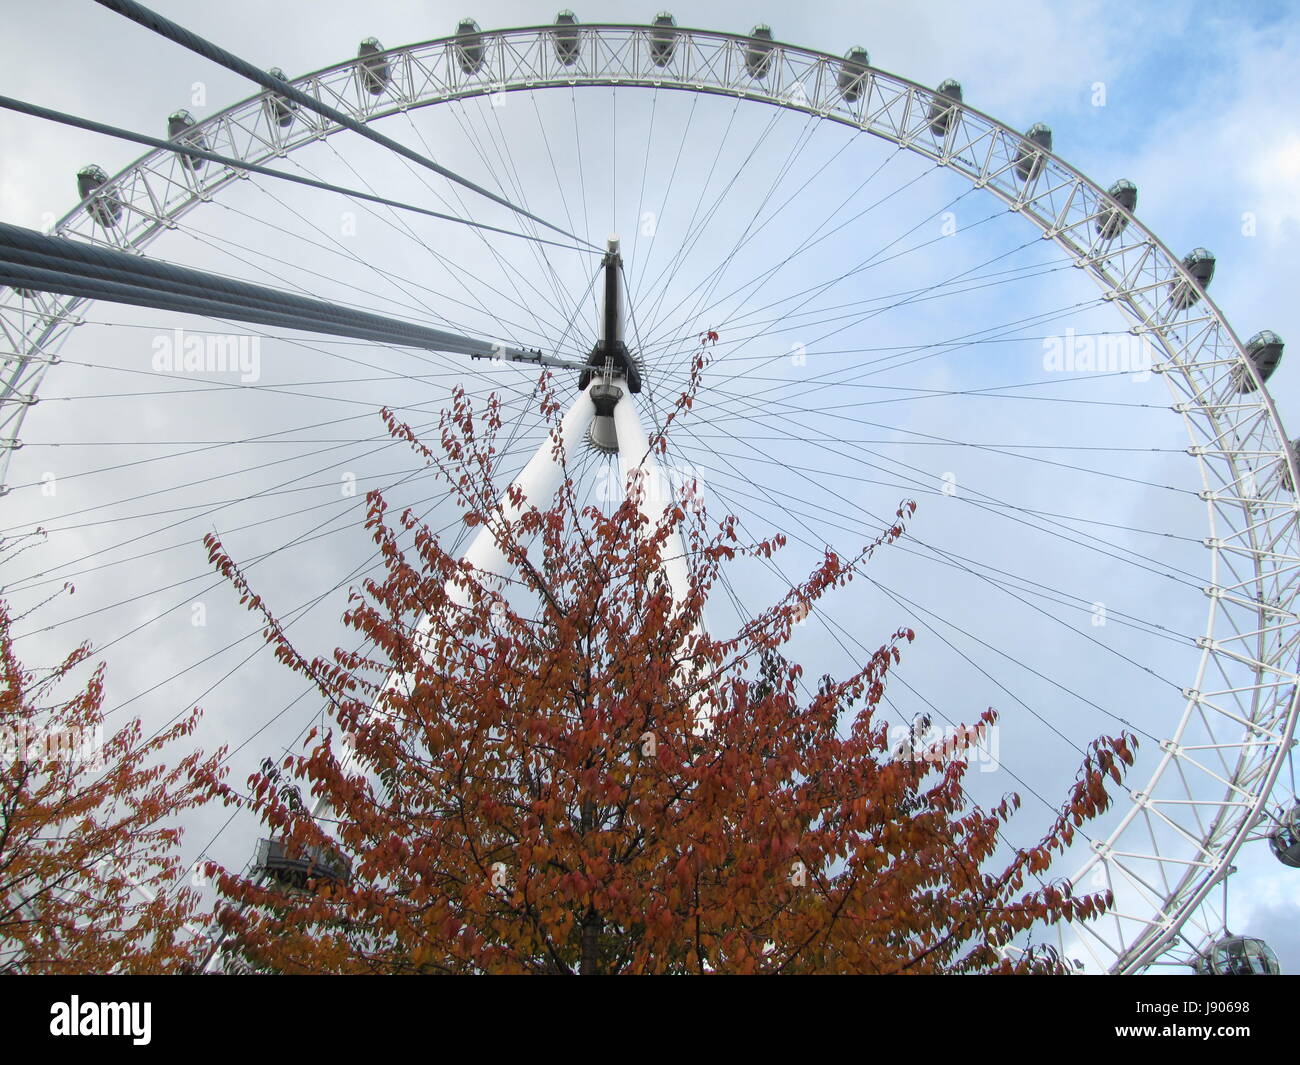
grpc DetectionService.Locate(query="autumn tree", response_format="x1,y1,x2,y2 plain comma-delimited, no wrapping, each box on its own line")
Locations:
200,354,1135,974
0,553,223,974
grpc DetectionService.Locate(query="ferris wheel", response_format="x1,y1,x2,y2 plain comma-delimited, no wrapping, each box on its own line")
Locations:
2,6,1297,975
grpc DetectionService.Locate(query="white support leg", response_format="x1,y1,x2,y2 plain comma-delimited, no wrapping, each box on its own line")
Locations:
446,384,598,610
338,383,598,778
205,385,600,973
612,391,692,607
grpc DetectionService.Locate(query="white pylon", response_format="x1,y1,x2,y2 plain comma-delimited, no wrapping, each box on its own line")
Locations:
204,379,703,971
338,382,599,778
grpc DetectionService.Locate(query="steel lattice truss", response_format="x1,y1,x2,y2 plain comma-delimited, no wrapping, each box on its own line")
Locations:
2,23,1295,974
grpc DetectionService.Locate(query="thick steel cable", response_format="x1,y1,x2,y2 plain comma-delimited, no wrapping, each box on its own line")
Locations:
0,223,587,364
0,95,591,254
2,223,475,345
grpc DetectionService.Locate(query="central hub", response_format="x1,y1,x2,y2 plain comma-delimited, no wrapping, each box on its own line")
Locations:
580,235,640,454
578,235,641,395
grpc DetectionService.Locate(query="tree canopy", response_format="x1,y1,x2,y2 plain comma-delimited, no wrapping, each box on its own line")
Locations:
0,558,222,974
199,356,1136,974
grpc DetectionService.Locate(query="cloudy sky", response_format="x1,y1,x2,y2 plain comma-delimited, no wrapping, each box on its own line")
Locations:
2,0,1298,974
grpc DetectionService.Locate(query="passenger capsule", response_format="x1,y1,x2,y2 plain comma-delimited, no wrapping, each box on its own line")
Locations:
76,164,122,228
1169,247,1215,310
553,10,581,66
1097,179,1137,241
456,18,486,75
263,67,297,128
744,24,774,80
1236,330,1285,394
1271,801,1300,867
358,37,391,95
1014,123,1052,182
167,109,207,172
649,12,677,67
838,47,869,103
927,79,962,137
1194,935,1281,975
1281,438,1300,493
253,838,351,893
